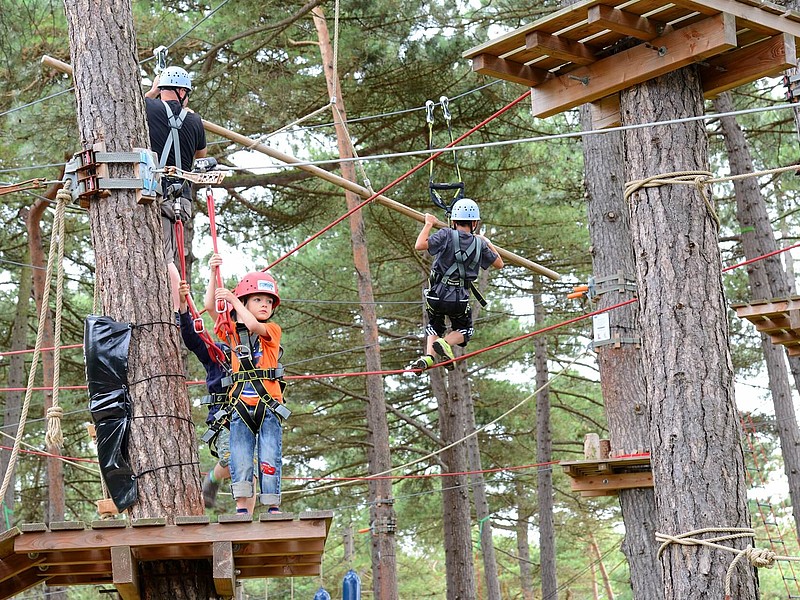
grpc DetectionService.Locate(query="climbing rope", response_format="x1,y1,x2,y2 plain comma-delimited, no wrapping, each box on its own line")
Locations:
0,182,69,503
624,170,718,227
655,527,800,599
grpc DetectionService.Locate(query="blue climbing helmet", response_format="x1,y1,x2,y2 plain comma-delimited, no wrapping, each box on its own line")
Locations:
450,198,480,221
158,66,192,91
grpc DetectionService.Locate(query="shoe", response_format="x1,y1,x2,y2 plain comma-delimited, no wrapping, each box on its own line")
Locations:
202,473,220,508
410,355,434,373
432,339,455,370
267,506,282,514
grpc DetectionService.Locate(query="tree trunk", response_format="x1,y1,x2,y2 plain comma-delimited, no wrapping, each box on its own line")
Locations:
620,67,756,599
463,270,501,600
312,9,398,599
533,281,558,600
714,92,800,540
579,105,662,598
514,480,535,600
1,233,32,529
432,363,477,600
63,0,212,597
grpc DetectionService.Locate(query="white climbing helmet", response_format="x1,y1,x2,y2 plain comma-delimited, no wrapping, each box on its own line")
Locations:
450,198,480,221
158,66,192,91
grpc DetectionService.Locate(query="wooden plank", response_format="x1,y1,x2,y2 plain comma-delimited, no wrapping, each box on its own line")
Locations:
765,330,800,345
752,316,798,333
236,554,322,568
0,528,20,560
15,521,329,553
471,54,551,87
213,541,235,597
37,549,110,566
677,0,800,36
236,539,326,557
112,546,140,600
236,564,321,578
37,562,111,576
701,33,796,97
587,4,664,40
0,568,51,599
136,543,211,561
735,297,800,317
525,31,597,65
569,471,654,492
531,12,738,118
38,574,108,586
0,552,44,583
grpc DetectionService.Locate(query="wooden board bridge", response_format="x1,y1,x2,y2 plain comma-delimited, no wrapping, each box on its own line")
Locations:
0,511,333,599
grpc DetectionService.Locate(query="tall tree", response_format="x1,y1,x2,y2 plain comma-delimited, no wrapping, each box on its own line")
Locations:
714,91,800,541
620,67,757,598
62,0,211,597
533,280,557,600
312,7,398,599
579,105,662,597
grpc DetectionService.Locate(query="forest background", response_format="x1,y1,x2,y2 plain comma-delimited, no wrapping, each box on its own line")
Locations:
0,0,798,597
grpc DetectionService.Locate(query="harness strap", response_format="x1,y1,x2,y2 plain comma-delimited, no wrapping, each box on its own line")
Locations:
230,365,285,381
441,229,481,287
158,101,188,169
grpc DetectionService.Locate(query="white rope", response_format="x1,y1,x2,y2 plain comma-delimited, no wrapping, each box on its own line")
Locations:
283,348,590,497
331,0,340,103
0,185,67,502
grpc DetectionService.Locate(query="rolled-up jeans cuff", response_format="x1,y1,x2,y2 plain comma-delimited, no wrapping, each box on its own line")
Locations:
230,481,253,499
259,493,280,506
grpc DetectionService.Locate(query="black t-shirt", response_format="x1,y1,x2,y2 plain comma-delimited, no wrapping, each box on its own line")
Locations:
145,97,206,172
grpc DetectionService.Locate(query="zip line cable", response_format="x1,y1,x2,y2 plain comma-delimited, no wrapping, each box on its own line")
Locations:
263,89,533,271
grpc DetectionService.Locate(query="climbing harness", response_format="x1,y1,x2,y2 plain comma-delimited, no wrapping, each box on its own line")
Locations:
427,96,465,215
225,324,291,434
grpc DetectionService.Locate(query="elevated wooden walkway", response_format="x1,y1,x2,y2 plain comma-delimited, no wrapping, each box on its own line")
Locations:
561,454,653,497
463,0,800,127
0,511,332,599
732,297,800,356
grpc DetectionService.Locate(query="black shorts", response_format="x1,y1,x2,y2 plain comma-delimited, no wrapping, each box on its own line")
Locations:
424,295,473,346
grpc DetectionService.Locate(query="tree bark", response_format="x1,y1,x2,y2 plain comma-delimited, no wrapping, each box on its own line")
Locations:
620,67,756,599
63,0,212,597
579,105,663,598
714,92,800,540
533,281,558,600
435,362,478,600
312,9,398,599
514,480,535,600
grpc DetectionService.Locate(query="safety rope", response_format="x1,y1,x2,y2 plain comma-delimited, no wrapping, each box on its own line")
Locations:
655,528,800,599
0,182,69,502
332,103,374,194
264,89,532,271
46,187,69,449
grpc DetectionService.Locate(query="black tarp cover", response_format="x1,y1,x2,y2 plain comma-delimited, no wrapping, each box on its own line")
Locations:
84,315,137,511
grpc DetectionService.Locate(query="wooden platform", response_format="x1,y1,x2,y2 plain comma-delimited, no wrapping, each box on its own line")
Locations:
463,0,800,127
732,297,800,356
561,454,653,497
0,511,333,599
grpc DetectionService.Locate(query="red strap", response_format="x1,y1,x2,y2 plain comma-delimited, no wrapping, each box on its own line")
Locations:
204,186,234,339
173,218,227,365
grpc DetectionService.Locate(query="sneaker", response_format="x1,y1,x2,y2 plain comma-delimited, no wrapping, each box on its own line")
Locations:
410,355,435,373
267,506,282,514
432,339,455,370
202,473,220,508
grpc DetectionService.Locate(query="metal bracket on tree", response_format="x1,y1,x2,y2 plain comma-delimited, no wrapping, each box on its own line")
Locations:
591,333,642,351
64,142,161,208
570,272,637,302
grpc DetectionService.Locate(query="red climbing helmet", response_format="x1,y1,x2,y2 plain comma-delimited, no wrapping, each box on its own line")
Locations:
234,272,281,309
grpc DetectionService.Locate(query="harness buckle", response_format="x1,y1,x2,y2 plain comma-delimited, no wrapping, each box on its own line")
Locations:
193,317,205,334
234,344,251,360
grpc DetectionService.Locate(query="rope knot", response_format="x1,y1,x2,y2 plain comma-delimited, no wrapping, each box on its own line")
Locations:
45,406,64,449
743,547,776,569
55,187,72,204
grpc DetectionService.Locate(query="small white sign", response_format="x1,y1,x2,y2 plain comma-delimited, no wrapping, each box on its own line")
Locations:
593,313,611,342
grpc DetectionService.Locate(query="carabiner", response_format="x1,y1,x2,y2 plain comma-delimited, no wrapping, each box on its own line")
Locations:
425,100,435,125
153,46,168,76
234,344,252,360
439,96,452,122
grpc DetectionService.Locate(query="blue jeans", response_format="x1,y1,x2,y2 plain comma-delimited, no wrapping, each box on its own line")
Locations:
229,406,282,506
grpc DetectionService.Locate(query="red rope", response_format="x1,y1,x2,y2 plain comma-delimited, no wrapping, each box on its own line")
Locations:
205,186,234,340
263,89,533,271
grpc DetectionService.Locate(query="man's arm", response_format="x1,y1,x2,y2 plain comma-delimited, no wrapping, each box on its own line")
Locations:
145,76,160,100
479,236,504,269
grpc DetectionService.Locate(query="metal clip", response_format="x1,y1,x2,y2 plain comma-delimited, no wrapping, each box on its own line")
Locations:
439,96,451,122
153,46,168,76
234,344,251,360
425,100,435,125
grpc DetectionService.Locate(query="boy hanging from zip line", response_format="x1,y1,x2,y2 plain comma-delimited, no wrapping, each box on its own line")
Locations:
177,280,256,513
411,198,504,372
205,253,287,514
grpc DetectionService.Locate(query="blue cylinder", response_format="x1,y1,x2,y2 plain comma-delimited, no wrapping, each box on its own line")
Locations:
342,569,361,600
313,587,332,600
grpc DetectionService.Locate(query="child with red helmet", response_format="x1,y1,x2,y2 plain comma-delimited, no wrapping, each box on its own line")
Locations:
205,253,287,514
